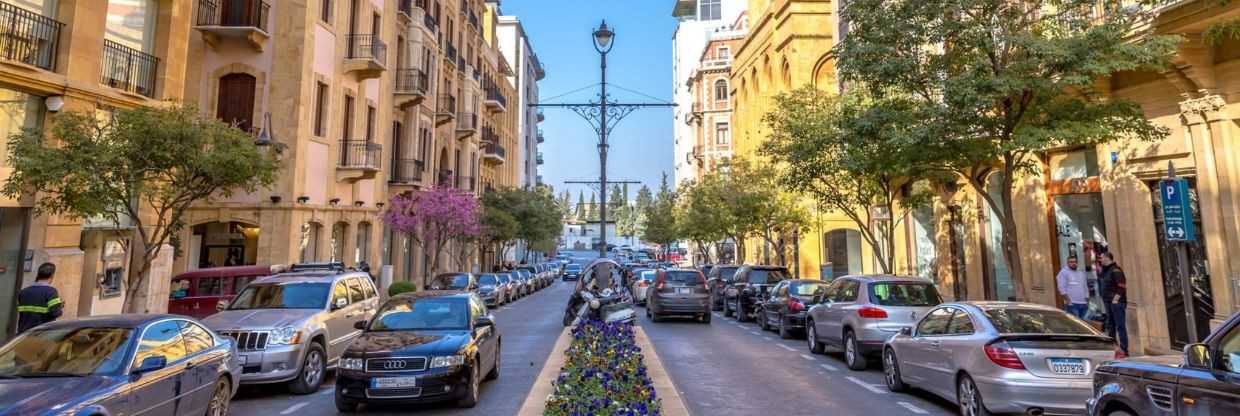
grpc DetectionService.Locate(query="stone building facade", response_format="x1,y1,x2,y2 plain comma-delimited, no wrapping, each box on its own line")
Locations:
685,15,745,181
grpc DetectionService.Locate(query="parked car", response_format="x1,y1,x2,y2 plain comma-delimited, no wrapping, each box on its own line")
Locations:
1088,310,1240,416
169,265,272,319
0,314,241,415
723,265,790,322
647,269,711,323
706,265,739,311
699,264,715,278
203,269,380,393
805,275,942,370
562,263,583,281
476,273,508,307
429,273,478,292
883,302,1118,416
631,269,657,306
514,269,533,296
497,273,519,301
759,279,830,339
335,291,501,411
516,266,540,289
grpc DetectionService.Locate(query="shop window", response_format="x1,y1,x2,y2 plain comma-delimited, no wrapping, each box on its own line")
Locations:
824,229,862,279
99,238,126,298
912,206,937,280
984,172,1014,301
1050,148,1100,181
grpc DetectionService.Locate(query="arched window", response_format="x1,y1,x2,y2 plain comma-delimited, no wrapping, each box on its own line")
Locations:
714,79,728,102
217,73,257,132
824,229,862,278
300,222,322,262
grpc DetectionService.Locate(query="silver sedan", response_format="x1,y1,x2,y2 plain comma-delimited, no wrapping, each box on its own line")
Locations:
882,301,1120,416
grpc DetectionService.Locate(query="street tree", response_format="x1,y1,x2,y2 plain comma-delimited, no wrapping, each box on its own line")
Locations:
675,180,728,264
642,174,680,256
835,0,1178,300
383,187,482,286
3,105,280,312
575,191,586,221
480,191,521,268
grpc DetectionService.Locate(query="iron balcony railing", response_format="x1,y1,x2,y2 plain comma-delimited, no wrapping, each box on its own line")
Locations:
424,12,437,32
101,40,159,98
457,111,478,131
0,1,63,71
444,41,457,63
537,128,544,143
397,0,413,18
438,94,457,114
394,68,429,95
483,141,505,160
196,0,269,30
390,158,425,183
339,140,382,169
345,34,386,63
485,81,507,108
536,151,544,165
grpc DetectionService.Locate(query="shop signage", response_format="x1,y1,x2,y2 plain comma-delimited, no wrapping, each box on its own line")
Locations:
1160,178,1196,242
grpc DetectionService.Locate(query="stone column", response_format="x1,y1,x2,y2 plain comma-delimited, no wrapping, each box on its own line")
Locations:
1182,95,1240,323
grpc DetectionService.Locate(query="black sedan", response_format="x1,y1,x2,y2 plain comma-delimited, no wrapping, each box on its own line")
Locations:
335,291,501,411
758,279,829,339
0,314,240,415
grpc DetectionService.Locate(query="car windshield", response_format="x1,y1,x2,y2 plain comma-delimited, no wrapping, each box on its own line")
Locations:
983,308,1098,335
869,282,942,306
665,271,702,285
228,283,330,310
0,327,134,376
431,274,471,290
369,298,470,331
478,275,499,286
499,275,511,284
565,265,581,272
639,271,656,281
717,267,739,280
791,282,829,297
748,269,789,284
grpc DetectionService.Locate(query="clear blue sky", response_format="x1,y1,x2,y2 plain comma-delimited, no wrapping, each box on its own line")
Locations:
501,0,678,200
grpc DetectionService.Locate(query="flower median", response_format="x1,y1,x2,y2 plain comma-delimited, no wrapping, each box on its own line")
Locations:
545,320,662,416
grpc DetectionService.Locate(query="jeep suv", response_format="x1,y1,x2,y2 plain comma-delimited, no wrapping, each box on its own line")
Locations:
723,265,790,322
203,265,380,394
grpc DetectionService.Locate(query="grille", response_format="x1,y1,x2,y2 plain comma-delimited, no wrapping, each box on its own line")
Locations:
219,330,269,351
1146,385,1173,410
366,387,422,398
366,357,428,373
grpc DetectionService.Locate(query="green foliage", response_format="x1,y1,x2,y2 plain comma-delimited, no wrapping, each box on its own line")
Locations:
3,105,280,311
833,0,1177,300
388,281,417,296
640,174,680,251
482,187,563,262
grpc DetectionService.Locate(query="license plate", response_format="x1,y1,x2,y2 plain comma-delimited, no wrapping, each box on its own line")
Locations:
1048,358,1087,375
371,377,418,388
676,288,692,294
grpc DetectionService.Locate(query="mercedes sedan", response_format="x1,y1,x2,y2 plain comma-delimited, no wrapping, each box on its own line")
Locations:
335,291,501,411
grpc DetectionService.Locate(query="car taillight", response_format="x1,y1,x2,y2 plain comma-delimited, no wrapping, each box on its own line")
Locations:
857,306,888,319
699,273,708,291
983,341,1026,370
655,275,666,290
788,298,805,313
638,281,648,287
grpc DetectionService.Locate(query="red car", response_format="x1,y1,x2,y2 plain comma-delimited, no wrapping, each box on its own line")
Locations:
168,265,272,319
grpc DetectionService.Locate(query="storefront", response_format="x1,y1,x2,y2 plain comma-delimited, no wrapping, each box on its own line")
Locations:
189,221,260,269
0,86,41,339
1047,148,1109,321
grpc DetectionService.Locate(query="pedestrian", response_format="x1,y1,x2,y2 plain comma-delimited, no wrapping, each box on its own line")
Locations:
1056,256,1090,320
16,262,64,334
1098,252,1128,354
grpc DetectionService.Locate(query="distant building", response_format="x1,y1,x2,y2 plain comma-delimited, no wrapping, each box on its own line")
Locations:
671,0,746,187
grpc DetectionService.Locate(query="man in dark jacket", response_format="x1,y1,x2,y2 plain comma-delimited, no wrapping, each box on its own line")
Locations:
1098,252,1128,354
16,263,63,334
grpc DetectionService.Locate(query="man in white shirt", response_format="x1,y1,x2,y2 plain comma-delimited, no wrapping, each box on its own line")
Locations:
1056,256,1089,319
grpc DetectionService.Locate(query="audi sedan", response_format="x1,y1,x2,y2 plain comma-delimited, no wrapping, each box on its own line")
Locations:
0,314,240,416
335,291,501,411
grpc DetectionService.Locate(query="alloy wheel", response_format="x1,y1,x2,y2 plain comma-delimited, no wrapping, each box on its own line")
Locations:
207,378,230,416
304,349,323,386
959,376,980,416
807,325,817,351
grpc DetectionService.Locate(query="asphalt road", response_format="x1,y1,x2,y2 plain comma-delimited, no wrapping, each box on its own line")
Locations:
228,280,573,415
639,308,960,416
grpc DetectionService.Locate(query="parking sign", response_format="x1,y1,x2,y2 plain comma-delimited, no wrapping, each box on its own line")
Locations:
1161,179,1196,242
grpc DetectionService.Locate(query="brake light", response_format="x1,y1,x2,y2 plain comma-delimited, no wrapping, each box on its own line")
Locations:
655,272,666,290
699,272,709,291
638,281,648,288
857,306,888,319
788,298,805,313
983,341,1026,370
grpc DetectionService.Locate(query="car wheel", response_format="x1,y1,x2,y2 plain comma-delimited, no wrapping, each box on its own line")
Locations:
334,388,359,413
883,348,907,392
1106,411,1135,416
758,311,769,331
485,346,500,381
711,295,722,311
722,297,733,316
457,360,480,408
844,332,866,371
778,315,792,340
957,374,992,416
288,342,325,394
736,301,749,322
807,320,826,354
205,377,231,416
701,313,711,324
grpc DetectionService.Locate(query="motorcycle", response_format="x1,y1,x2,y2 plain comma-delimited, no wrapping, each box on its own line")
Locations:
562,258,637,326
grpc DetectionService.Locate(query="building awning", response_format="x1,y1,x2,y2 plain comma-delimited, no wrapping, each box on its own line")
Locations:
672,0,696,18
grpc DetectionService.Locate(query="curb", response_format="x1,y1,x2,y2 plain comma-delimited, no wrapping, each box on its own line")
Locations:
634,325,690,416
517,326,571,416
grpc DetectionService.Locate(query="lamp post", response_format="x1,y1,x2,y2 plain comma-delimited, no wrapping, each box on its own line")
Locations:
593,21,614,259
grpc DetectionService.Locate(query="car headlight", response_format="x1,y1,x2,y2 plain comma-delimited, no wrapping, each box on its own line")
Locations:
589,299,601,309
268,326,301,345
430,355,465,368
340,357,365,371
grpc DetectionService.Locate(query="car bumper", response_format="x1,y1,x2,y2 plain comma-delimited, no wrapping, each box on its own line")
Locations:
652,295,710,315
235,344,307,384
336,366,470,404
479,293,500,306
974,375,1093,415
854,326,902,351
784,312,808,329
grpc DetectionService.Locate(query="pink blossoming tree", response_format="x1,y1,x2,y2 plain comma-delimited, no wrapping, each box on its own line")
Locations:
383,187,482,286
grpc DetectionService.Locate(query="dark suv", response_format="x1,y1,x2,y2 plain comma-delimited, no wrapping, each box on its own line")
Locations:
723,265,790,322
1089,311,1240,416
706,265,739,311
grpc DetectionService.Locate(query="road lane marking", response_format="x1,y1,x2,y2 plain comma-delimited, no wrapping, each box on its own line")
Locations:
777,344,797,352
281,403,309,414
799,354,816,361
819,363,838,372
317,388,334,395
898,402,929,414
846,376,887,394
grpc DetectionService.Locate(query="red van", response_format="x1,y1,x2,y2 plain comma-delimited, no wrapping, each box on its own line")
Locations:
168,265,273,319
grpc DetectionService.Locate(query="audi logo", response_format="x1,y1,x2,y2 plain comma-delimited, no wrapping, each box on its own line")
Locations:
381,361,407,370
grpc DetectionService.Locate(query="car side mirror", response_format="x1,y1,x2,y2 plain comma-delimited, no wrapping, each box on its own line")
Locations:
132,355,167,376
1184,343,1212,369
333,297,348,310
353,320,368,330
216,300,229,312
900,327,913,337
474,315,494,328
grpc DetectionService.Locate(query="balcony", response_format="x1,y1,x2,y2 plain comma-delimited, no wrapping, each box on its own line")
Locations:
537,128,545,144
456,111,478,139
337,140,382,182
444,41,457,65
436,94,456,125
394,68,429,107
194,0,270,51
423,12,438,33
397,0,414,22
536,151,544,165
101,40,159,98
390,158,425,185
537,108,545,122
482,141,506,165
344,34,386,79
535,61,546,80
483,82,507,112
0,2,62,71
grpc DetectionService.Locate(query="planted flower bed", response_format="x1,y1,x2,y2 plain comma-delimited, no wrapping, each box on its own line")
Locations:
545,320,662,416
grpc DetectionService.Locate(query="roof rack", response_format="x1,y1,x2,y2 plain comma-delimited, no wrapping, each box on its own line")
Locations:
288,262,348,273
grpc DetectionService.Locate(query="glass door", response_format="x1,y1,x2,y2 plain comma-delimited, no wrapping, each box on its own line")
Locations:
1149,179,1214,348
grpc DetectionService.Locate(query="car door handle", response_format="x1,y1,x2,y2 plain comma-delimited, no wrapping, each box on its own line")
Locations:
929,341,942,349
